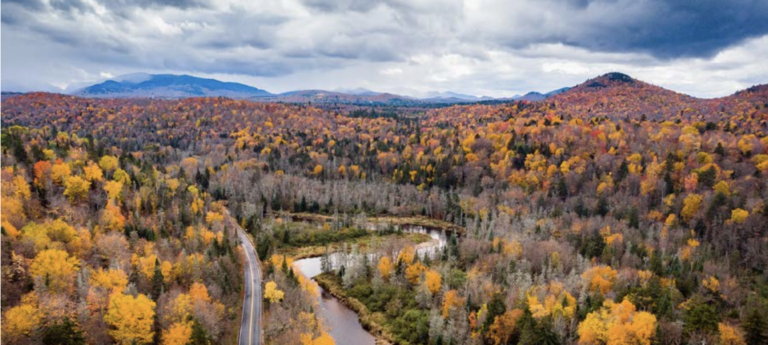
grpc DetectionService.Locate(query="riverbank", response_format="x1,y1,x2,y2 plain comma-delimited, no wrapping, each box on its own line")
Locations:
279,212,464,235
277,232,433,261
314,273,396,345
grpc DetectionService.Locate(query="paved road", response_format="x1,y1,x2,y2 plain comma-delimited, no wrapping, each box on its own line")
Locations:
228,211,263,345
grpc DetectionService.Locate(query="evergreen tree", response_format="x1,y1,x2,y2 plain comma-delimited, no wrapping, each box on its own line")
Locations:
743,304,768,345
151,258,164,299
42,316,86,345
188,319,210,345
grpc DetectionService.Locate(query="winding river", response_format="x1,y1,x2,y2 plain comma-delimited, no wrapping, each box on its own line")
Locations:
294,223,449,345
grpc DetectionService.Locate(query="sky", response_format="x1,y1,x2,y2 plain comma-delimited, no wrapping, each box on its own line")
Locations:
2,0,768,98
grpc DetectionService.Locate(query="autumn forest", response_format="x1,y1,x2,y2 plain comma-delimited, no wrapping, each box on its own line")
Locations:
2,72,768,345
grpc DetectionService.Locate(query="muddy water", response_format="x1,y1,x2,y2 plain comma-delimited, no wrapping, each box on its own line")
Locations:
293,224,449,345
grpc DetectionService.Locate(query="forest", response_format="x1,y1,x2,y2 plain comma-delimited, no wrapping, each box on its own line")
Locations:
2,73,768,345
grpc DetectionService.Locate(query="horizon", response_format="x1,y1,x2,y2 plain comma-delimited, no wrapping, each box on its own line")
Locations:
4,70,767,101
3,0,768,98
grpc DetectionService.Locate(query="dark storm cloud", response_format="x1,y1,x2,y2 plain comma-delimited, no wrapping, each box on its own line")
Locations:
297,0,768,59
565,0,768,58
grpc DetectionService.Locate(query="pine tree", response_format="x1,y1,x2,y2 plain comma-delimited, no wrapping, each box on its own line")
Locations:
188,319,209,345
151,258,164,299
42,316,86,345
743,304,768,345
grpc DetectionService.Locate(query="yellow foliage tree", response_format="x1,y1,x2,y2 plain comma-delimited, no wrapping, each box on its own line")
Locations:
163,322,192,345
104,292,156,344
30,249,80,293
578,298,657,345
702,276,720,294
714,181,730,196
681,194,703,223
1,303,40,340
487,309,523,345
99,155,119,172
91,268,129,292
527,282,577,319
425,269,442,294
113,168,131,185
301,331,335,345
397,246,416,265
101,201,127,231
189,282,211,303
378,256,393,280
405,262,426,284
51,162,71,184
63,175,91,203
718,323,746,345
104,180,123,202
442,290,465,318
264,281,284,303
46,219,77,243
582,265,618,295
730,208,749,224
83,162,103,182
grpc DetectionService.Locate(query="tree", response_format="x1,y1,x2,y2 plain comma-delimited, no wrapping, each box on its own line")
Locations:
187,319,210,345
718,323,746,345
99,155,119,172
577,298,656,345
442,290,464,318
487,309,523,345
83,162,103,182
405,262,426,284
264,281,284,303
683,297,719,338
1,303,40,341
101,201,126,231
63,175,91,203
42,316,86,345
151,258,165,299
681,194,703,223
104,180,123,202
730,208,749,224
163,322,192,345
51,162,71,184
104,292,156,344
30,249,79,293
582,266,617,295
425,269,442,295
378,256,393,280
90,268,128,292
743,304,768,345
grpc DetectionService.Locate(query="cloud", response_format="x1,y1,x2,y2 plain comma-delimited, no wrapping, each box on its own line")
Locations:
1,0,767,97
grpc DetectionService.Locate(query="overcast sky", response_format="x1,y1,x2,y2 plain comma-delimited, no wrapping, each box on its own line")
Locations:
2,0,768,98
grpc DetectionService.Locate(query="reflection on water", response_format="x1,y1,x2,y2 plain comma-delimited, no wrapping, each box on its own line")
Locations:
293,224,449,345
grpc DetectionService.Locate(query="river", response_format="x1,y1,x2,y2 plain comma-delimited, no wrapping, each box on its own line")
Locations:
293,223,449,345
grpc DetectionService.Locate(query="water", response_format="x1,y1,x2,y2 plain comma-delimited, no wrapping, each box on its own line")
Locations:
293,224,449,345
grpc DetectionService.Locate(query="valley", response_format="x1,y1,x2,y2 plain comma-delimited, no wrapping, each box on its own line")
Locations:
2,72,768,345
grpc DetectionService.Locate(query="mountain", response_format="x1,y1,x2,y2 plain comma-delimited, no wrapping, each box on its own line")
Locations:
423,91,486,101
516,92,546,101
334,87,381,96
511,87,572,101
548,72,699,119
75,74,273,99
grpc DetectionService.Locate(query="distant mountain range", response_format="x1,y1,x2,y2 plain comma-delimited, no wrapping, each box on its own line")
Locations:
69,73,572,105
75,74,273,99
14,72,757,109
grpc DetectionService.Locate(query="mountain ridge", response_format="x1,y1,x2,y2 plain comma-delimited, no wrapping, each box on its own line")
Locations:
51,72,768,107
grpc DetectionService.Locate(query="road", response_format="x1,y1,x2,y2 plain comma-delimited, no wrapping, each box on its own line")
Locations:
228,211,263,345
